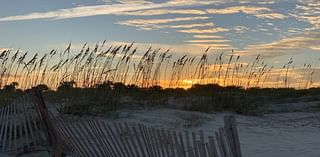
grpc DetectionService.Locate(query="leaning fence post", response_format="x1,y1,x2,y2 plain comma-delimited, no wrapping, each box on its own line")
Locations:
224,115,242,157
32,89,63,157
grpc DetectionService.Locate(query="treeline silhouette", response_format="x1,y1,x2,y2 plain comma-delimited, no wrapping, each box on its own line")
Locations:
1,81,320,116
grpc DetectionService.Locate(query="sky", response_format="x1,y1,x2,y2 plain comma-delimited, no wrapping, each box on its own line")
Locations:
0,0,319,67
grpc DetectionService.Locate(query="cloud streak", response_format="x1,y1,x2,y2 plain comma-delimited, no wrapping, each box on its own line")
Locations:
187,43,233,49
255,13,287,19
193,35,224,39
237,31,320,58
207,6,271,15
117,16,210,30
0,1,216,21
178,28,229,34
115,9,207,16
167,22,214,29
207,6,287,19
186,39,230,43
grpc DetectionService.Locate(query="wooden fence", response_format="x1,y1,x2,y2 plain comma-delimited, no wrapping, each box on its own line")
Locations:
0,90,242,157
0,92,50,155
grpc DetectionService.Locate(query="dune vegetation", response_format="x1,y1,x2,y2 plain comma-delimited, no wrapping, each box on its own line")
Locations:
0,42,320,115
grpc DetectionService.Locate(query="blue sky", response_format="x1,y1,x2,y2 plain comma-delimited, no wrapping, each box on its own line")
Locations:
0,0,319,66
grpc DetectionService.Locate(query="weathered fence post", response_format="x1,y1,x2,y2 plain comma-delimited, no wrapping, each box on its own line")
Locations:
33,89,63,157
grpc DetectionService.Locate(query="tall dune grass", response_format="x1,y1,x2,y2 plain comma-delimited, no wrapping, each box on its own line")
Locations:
0,42,319,90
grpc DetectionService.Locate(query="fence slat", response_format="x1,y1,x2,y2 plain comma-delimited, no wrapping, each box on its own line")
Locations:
124,123,139,157
113,122,130,157
88,120,114,157
185,131,194,157
80,120,106,157
57,117,88,157
167,130,176,157
53,119,80,157
132,126,148,157
105,122,127,157
208,136,218,157
192,132,199,157
1,103,11,152
73,121,97,156
224,116,241,157
139,124,152,157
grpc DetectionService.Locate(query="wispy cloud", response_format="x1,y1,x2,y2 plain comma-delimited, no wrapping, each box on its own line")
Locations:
0,3,153,21
115,9,207,16
115,0,153,4
287,28,301,33
118,16,209,25
178,28,229,34
186,39,230,43
166,22,214,29
117,16,210,30
257,1,276,5
207,6,287,20
206,6,271,15
0,0,216,21
232,26,249,33
291,0,320,29
310,46,320,51
255,13,287,19
237,31,320,58
193,35,224,39
0,2,289,23
187,43,233,49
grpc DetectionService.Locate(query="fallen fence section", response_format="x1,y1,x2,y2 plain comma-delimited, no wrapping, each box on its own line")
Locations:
0,90,242,157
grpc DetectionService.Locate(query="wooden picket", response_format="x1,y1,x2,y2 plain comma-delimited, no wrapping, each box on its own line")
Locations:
0,90,242,157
